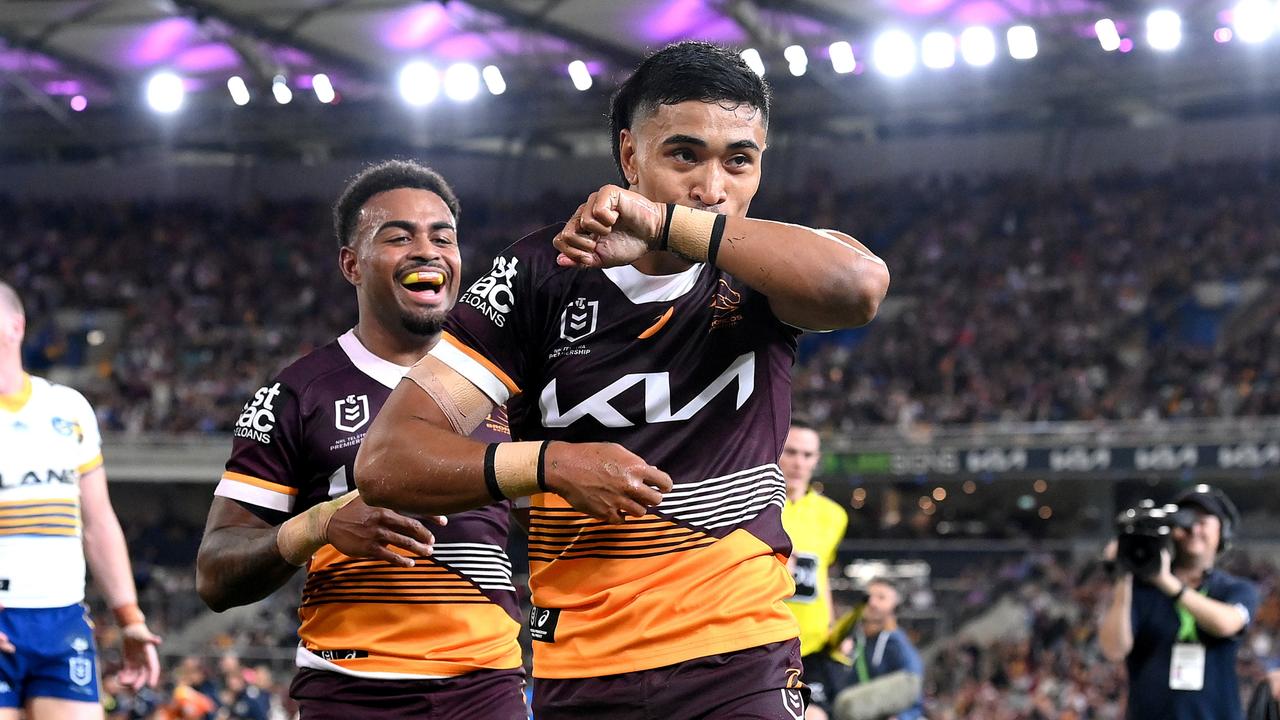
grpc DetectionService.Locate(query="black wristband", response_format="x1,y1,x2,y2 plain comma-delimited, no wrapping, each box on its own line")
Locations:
707,213,727,267
483,443,504,501
536,440,550,492
659,203,676,252
1171,583,1187,602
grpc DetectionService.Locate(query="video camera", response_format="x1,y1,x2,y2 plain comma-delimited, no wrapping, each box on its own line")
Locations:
1113,500,1197,578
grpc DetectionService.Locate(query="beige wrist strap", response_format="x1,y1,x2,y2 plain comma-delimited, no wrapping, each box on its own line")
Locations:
484,441,550,501
662,204,728,265
277,490,359,566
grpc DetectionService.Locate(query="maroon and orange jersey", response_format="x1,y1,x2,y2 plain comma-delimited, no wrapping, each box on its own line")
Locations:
432,227,800,679
214,330,520,679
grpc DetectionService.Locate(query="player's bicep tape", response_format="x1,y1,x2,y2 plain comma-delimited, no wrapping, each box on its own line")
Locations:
406,355,495,436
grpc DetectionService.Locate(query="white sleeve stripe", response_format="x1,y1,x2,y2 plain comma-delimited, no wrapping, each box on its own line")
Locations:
214,478,295,513
428,340,511,406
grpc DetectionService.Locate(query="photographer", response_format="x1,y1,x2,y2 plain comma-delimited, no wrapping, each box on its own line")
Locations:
1098,484,1260,720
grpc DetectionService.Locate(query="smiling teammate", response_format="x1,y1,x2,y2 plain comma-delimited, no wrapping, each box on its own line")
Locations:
356,43,890,719
196,161,525,718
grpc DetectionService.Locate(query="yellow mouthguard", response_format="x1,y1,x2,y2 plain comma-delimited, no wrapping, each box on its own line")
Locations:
402,271,444,287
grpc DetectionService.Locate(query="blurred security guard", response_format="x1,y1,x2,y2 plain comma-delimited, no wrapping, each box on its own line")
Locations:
781,418,848,719
1099,484,1260,720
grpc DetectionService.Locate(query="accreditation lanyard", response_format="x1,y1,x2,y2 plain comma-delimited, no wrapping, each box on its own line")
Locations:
1170,587,1209,692
854,630,890,684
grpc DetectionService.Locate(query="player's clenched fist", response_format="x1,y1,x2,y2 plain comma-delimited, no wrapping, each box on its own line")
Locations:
554,185,666,269
543,441,673,523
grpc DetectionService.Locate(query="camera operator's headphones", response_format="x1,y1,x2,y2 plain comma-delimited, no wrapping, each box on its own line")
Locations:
1171,483,1242,555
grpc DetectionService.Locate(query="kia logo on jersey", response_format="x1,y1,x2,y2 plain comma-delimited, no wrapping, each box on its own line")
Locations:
334,394,370,433
560,298,599,343
540,352,755,428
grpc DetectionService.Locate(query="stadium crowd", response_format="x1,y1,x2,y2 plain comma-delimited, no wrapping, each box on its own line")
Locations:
4,160,1280,436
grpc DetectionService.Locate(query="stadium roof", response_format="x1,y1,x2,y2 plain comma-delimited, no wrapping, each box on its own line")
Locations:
1,0,1278,162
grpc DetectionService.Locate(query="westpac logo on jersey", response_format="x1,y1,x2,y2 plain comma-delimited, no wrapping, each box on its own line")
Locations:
560,298,598,343
235,383,282,444
540,352,754,428
334,394,370,432
460,256,518,328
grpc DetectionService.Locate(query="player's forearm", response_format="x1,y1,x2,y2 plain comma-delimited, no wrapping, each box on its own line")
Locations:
355,386,497,515
716,217,890,330
195,526,298,612
82,510,139,611
1098,576,1134,661
1178,589,1247,638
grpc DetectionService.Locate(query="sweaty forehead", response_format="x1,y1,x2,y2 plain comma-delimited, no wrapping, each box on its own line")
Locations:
634,100,766,147
357,188,453,233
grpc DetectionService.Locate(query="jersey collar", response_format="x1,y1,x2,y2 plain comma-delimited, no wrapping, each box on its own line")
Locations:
337,330,410,390
0,373,32,413
602,262,704,304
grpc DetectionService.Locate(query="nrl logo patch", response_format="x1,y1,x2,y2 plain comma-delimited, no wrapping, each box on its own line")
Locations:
560,298,598,343
334,394,370,433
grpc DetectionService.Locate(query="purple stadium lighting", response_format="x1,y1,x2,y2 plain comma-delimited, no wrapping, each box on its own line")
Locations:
43,80,81,96
1215,27,1235,43
174,44,239,74
129,18,197,67
70,95,87,112
384,3,451,50
639,0,743,44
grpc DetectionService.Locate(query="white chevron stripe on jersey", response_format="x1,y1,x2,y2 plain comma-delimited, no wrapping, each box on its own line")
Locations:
658,463,787,531
430,543,516,591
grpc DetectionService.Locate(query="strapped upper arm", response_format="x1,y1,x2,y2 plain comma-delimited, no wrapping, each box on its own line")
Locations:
405,355,496,436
